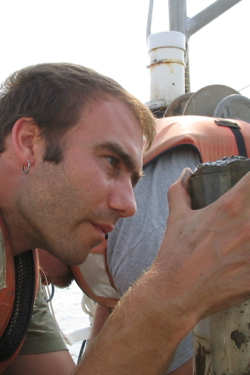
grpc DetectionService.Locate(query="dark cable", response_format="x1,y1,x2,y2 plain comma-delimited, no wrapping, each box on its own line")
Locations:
77,340,88,364
45,284,55,302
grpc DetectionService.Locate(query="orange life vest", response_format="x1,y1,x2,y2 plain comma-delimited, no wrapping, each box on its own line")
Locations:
71,115,250,308
0,211,39,373
70,240,120,308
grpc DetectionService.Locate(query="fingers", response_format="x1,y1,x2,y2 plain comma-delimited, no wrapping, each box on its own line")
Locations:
179,167,194,189
167,168,194,216
158,169,250,323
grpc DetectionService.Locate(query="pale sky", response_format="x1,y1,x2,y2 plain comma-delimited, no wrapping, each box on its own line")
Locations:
0,0,249,103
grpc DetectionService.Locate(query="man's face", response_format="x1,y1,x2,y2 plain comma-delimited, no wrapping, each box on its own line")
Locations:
22,97,143,265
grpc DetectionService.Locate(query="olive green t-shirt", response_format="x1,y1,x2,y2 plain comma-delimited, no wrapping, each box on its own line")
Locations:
19,282,67,354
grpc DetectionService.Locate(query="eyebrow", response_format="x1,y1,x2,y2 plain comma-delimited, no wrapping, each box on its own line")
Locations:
96,141,142,186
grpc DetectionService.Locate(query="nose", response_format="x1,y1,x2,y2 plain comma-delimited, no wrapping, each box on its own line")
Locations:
108,178,137,218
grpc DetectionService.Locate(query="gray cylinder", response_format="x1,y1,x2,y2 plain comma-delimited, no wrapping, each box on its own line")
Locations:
190,156,250,375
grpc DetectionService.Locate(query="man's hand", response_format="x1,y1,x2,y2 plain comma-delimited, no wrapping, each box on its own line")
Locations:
76,169,250,375
156,168,250,326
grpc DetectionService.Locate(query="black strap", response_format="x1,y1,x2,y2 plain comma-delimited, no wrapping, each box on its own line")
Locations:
215,119,248,157
0,250,35,362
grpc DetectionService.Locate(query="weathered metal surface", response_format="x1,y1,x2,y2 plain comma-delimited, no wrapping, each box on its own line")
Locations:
147,58,185,68
193,301,250,374
191,157,250,374
163,92,193,117
214,94,250,122
145,99,166,118
183,85,239,117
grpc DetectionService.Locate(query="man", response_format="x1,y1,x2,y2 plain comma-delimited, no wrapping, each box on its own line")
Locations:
2,63,250,375
0,62,154,373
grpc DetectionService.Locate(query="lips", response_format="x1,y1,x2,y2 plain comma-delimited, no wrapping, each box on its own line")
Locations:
91,222,114,236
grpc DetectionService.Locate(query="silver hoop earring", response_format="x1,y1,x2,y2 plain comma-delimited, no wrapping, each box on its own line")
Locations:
22,160,31,175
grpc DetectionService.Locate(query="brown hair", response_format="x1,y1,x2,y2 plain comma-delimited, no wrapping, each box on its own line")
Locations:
0,63,155,162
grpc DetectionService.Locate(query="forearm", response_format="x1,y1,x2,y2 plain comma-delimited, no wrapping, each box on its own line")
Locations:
3,351,75,375
75,265,193,375
88,304,111,341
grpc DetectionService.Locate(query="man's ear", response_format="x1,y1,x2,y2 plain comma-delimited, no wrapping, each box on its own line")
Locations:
11,117,42,166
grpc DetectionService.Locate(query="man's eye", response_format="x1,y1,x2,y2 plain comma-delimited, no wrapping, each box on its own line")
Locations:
106,156,118,167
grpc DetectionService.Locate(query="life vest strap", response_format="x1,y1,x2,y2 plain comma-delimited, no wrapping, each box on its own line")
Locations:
215,119,248,157
0,250,36,362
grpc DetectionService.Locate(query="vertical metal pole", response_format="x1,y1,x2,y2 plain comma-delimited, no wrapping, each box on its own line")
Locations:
168,0,190,92
168,0,187,34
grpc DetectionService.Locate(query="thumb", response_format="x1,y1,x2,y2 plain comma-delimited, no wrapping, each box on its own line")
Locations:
167,168,194,217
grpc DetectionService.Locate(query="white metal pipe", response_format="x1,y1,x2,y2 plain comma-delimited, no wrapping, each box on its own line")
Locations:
147,31,186,105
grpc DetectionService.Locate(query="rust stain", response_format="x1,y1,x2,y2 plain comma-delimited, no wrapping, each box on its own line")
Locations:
148,58,185,68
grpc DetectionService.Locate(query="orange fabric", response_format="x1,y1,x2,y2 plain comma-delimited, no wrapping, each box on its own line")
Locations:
0,221,39,374
0,215,15,338
33,249,40,295
0,214,15,374
71,265,119,308
70,239,120,308
144,116,250,165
